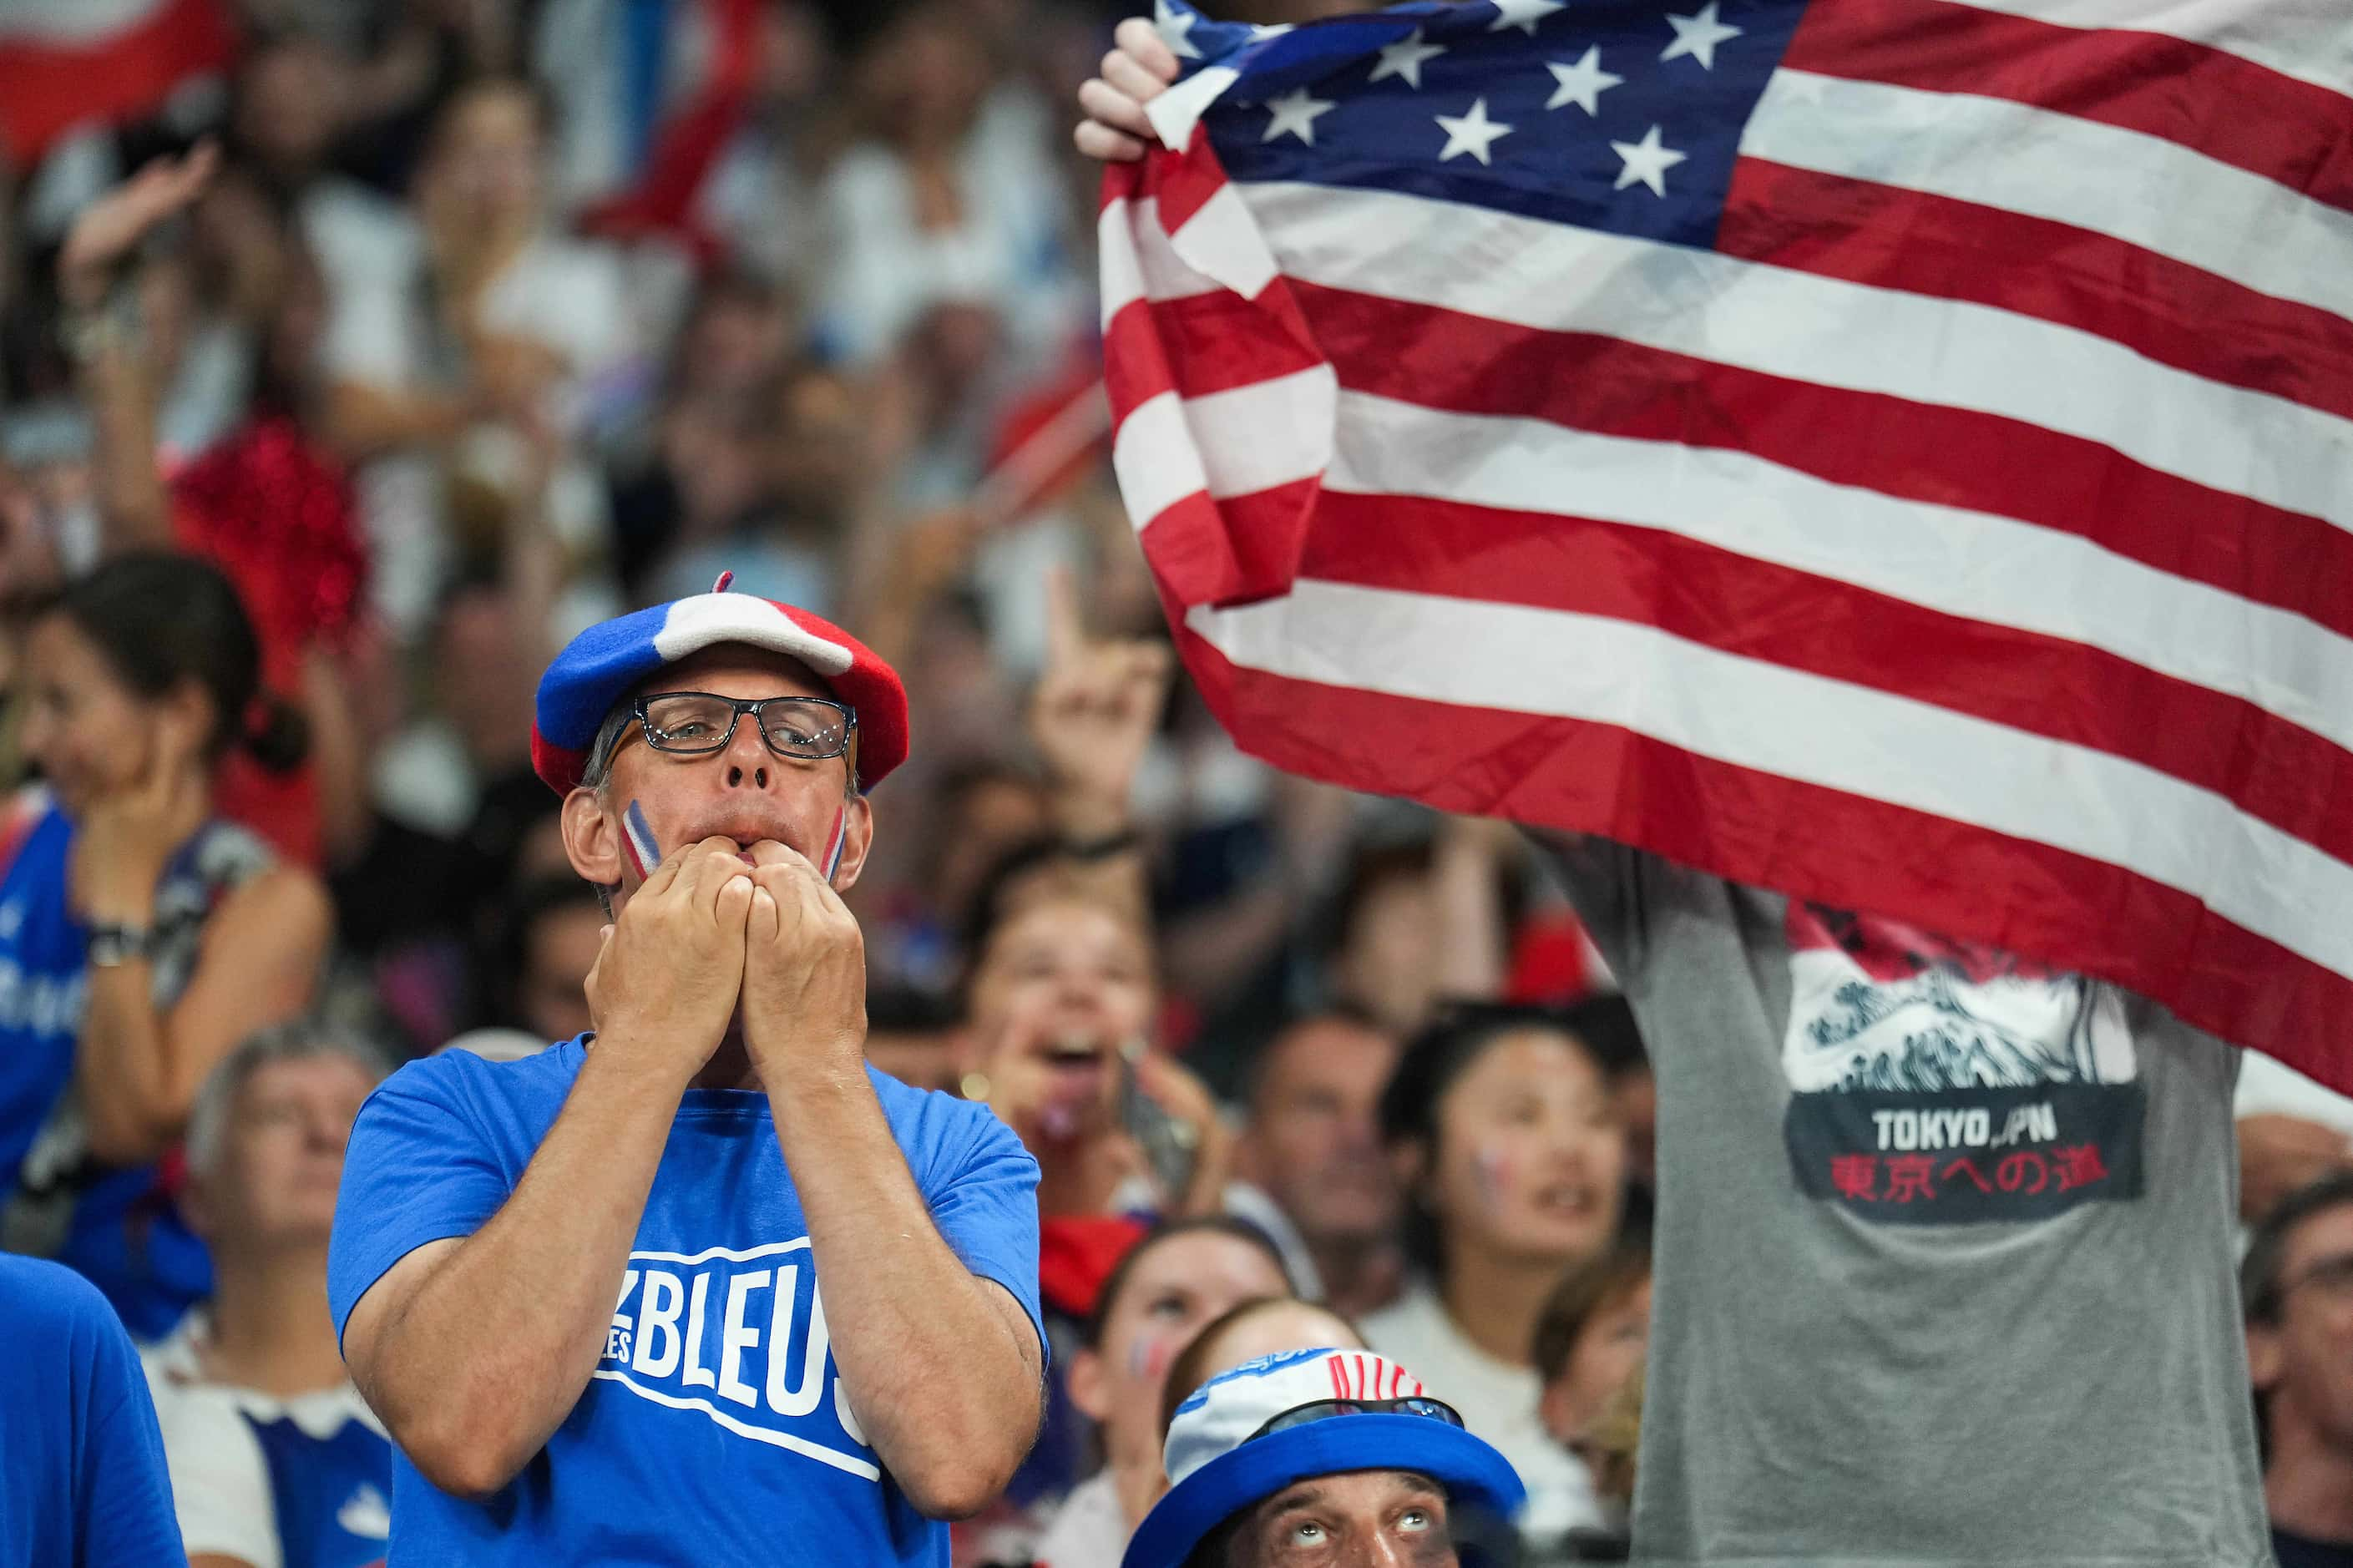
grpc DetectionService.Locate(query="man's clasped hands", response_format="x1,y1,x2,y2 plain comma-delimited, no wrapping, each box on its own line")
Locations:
582,836,867,1087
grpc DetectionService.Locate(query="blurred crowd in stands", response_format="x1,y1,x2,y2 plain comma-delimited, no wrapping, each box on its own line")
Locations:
0,3,2349,1566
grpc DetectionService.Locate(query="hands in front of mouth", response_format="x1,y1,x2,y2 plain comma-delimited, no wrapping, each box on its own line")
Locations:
585,834,869,1086
738,839,868,1086
584,835,756,1082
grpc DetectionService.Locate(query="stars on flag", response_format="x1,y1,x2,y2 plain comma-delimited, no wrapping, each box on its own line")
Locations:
1660,2,1742,69
1435,97,1515,164
1155,0,1202,60
1543,46,1622,115
1216,0,1730,210
1263,86,1337,145
1487,0,1565,37
1369,28,1447,89
1610,124,1688,195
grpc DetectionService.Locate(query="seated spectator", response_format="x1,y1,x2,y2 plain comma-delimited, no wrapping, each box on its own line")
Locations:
1,553,331,1337
1532,1240,1653,1554
1230,1008,1405,1318
2244,1173,2353,1568
1036,1217,1296,1568
0,1254,185,1567
144,1024,392,1568
1365,1004,1628,1546
1159,1297,1367,1439
1126,1346,1525,1568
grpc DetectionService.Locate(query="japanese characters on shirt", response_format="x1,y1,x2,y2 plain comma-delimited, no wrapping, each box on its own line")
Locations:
1779,904,2143,1222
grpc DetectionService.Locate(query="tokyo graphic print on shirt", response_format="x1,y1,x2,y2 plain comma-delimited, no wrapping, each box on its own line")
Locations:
1780,904,2143,1222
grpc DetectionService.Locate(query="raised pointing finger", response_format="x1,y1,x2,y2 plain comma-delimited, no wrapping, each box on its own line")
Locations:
1043,564,1085,673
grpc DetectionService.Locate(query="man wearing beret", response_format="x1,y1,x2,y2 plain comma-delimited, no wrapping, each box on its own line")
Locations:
326,583,1047,1563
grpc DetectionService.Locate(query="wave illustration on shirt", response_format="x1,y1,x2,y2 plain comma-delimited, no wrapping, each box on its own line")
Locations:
1781,903,2138,1095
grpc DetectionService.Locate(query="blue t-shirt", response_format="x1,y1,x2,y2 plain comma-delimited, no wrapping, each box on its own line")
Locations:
327,1038,1045,1566
0,1254,186,1567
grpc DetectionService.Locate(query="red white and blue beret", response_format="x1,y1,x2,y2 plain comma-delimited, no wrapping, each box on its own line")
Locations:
531,583,910,795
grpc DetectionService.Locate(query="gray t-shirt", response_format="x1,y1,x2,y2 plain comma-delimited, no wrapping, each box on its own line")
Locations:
1536,834,2270,1568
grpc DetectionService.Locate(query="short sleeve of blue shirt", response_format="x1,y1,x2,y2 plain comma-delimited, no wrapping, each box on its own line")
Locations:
914,1090,1047,1362
326,1055,515,1346
0,1255,186,1568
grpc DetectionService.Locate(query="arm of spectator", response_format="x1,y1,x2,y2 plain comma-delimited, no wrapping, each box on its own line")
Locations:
321,380,477,462
58,144,219,550
762,1074,1047,1516
1074,18,1183,162
337,842,751,1499
1429,813,1519,1004
740,841,1046,1515
335,1052,681,1500
1029,566,1171,921
78,866,330,1166
71,713,331,1164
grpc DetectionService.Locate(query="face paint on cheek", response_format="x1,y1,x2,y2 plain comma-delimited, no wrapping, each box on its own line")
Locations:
821,806,847,884
622,800,660,879
1126,1330,1176,1390
1472,1143,1514,1214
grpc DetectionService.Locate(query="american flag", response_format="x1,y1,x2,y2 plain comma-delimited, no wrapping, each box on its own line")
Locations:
1099,0,2353,1086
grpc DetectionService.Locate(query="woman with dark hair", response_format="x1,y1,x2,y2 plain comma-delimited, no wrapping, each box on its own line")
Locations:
1364,1003,1629,1549
1033,1215,1294,1568
0,551,332,1338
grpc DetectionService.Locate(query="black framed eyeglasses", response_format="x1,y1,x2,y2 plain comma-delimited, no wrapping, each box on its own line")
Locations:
630,690,858,762
1246,1396,1465,1444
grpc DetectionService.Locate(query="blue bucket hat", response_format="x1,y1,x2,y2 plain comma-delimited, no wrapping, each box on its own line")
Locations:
1123,1347,1526,1568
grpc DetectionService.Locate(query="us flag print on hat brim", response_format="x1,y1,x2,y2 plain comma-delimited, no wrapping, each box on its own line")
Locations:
531,585,910,795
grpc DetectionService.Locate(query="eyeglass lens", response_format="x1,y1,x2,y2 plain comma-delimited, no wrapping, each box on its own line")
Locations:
641,695,849,758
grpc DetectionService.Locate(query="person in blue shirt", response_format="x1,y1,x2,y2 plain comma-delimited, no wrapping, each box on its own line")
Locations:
0,1252,188,1567
0,552,331,1339
328,584,1047,1565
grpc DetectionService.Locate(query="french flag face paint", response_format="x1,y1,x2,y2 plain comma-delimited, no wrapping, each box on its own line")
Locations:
622,799,660,880
820,806,847,885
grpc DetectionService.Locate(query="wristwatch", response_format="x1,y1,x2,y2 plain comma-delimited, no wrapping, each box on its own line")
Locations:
85,924,157,967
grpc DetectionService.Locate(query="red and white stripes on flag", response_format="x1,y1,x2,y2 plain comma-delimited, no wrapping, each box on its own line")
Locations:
1100,0,2353,1088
